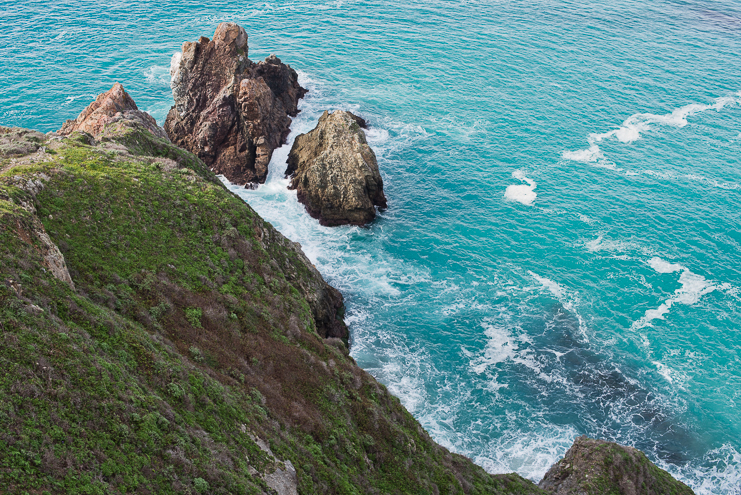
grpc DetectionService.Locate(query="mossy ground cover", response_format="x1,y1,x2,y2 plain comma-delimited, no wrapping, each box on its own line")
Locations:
0,125,544,494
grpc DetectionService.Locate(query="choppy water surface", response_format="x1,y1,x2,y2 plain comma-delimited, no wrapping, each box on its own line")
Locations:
3,0,741,492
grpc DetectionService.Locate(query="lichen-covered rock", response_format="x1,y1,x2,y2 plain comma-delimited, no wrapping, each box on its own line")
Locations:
539,436,694,495
164,23,306,186
285,110,387,226
59,82,168,141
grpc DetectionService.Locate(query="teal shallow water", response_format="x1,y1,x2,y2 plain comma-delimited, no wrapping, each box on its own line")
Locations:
2,0,741,491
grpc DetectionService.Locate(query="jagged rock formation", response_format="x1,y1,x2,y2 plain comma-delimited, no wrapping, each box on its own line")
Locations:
539,436,695,495
286,110,387,226
59,82,168,140
164,23,306,186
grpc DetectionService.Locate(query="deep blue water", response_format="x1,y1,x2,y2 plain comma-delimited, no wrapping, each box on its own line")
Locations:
2,1,741,492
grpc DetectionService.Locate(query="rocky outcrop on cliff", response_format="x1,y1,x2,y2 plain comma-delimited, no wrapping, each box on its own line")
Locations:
59,82,168,141
164,23,306,186
539,436,694,495
286,110,387,226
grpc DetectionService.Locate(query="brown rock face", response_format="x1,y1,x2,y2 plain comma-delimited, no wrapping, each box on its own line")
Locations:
164,23,306,186
286,110,387,226
539,436,694,495
59,83,168,140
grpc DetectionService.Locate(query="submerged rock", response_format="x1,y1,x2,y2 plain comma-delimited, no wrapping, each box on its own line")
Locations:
285,110,386,226
164,23,306,186
539,436,694,495
59,82,168,141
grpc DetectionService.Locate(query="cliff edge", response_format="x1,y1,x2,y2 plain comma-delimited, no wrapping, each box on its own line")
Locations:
0,85,694,495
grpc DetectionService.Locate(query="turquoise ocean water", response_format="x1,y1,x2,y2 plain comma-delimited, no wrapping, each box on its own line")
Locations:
2,0,741,491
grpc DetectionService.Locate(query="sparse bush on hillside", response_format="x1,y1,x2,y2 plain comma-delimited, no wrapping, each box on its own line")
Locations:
185,307,203,328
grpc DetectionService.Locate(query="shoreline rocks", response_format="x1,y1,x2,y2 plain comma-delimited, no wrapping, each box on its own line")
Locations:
164,23,306,187
539,436,694,495
286,110,387,226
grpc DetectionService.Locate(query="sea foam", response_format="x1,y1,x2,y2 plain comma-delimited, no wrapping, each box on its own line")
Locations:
504,170,537,205
470,321,517,374
563,92,741,165
529,271,589,340
632,259,719,330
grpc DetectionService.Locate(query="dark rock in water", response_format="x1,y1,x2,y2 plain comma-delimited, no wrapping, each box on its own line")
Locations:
164,23,306,187
59,82,168,141
539,436,694,495
285,110,386,226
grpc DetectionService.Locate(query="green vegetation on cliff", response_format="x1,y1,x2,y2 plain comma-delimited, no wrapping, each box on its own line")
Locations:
0,119,543,494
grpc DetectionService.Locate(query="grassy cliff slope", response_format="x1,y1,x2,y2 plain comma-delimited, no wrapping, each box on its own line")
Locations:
0,120,543,495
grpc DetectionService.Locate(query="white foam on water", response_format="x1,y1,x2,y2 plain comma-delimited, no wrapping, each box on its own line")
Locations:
562,143,603,163
528,271,589,340
632,266,719,330
143,65,170,86
584,235,656,258
661,444,741,495
641,170,741,190
682,173,741,190
382,360,428,414
470,321,517,374
563,92,741,165
474,427,579,482
647,256,683,274
577,213,597,225
652,360,688,387
61,93,97,108
441,299,493,317
364,127,389,144
504,169,537,205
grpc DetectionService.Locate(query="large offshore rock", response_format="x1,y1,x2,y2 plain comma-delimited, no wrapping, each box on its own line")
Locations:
164,23,306,186
59,82,168,141
285,110,386,226
539,436,694,495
